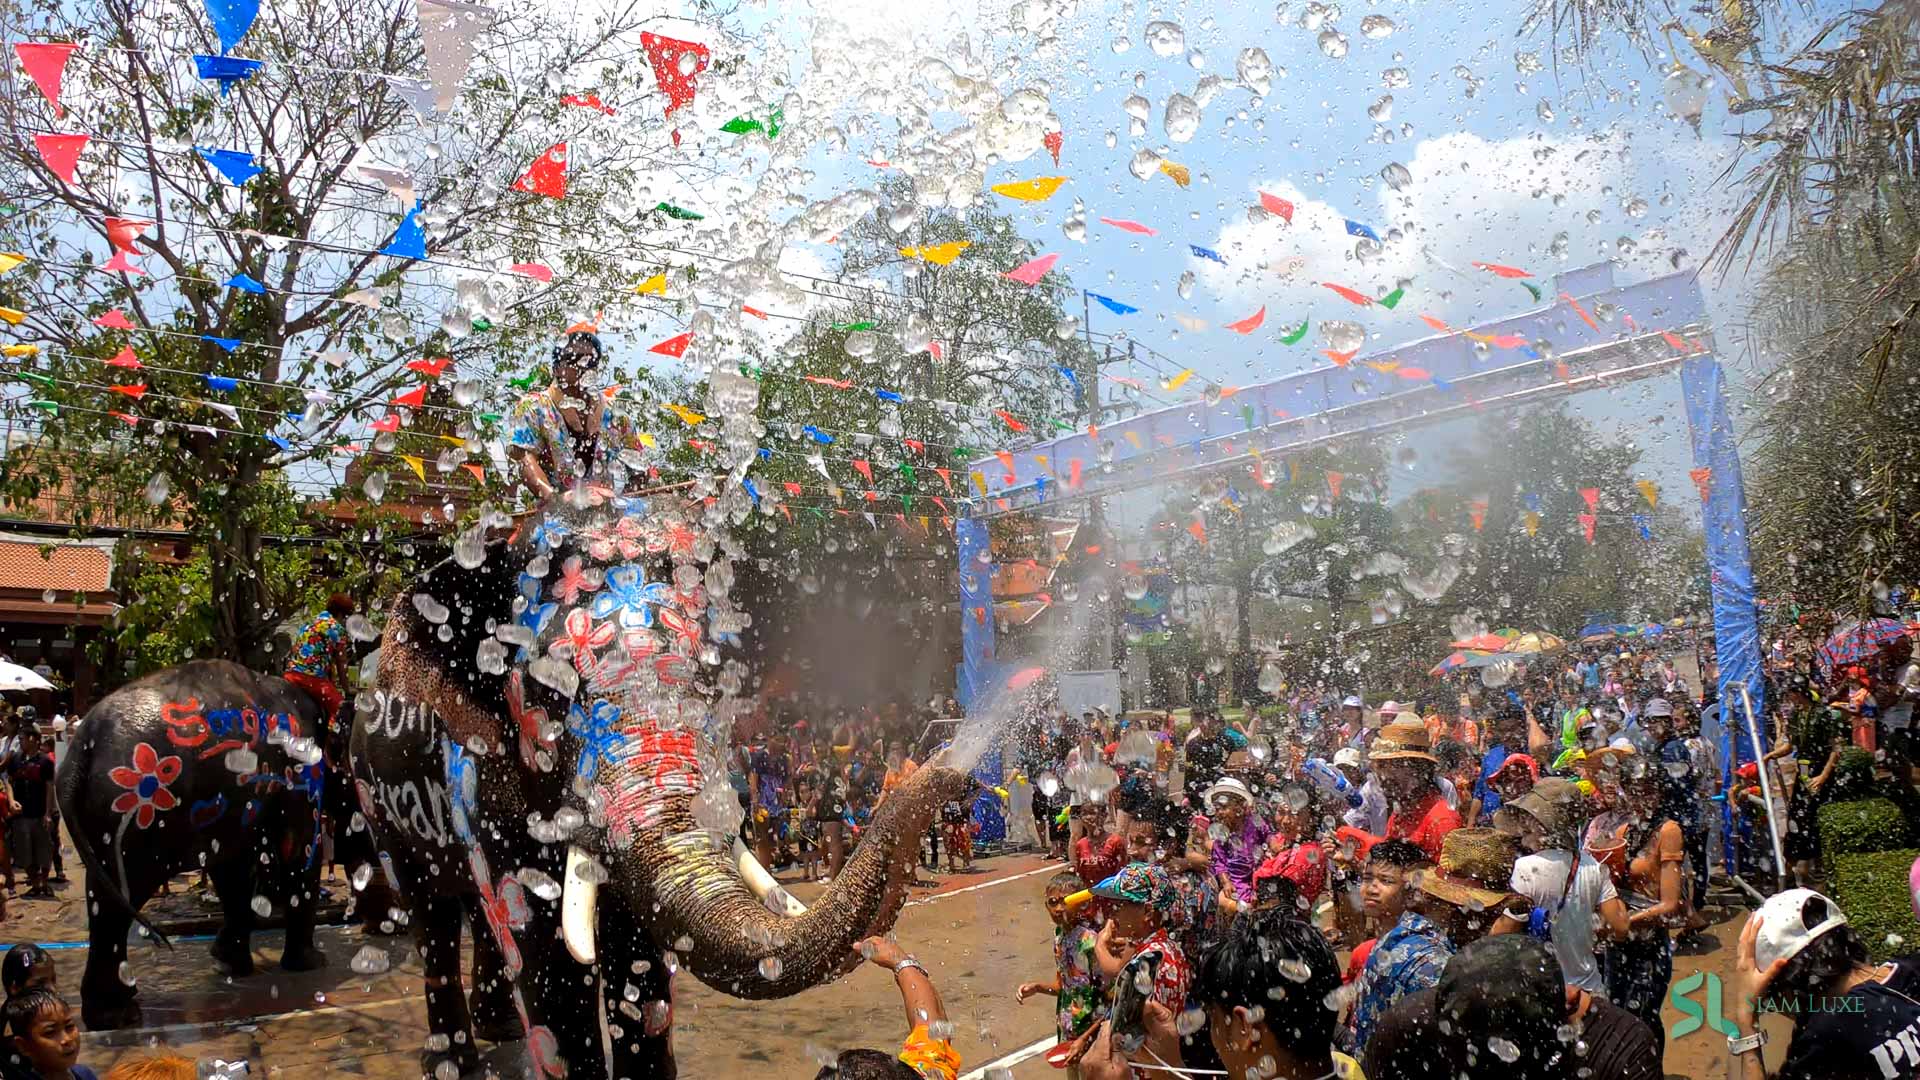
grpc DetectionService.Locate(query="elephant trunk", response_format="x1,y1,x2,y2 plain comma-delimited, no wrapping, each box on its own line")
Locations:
599,758,970,999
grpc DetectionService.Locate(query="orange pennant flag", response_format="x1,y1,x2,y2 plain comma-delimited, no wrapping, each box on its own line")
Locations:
1187,520,1207,545
1325,471,1344,499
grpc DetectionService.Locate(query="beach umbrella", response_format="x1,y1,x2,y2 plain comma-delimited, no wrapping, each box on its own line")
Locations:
1816,618,1910,677
1501,631,1566,655
0,661,53,692
1448,632,1515,651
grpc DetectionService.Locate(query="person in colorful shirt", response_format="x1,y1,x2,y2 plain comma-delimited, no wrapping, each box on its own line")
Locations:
284,593,354,731
1203,777,1276,903
813,936,960,1080
512,330,638,500
1090,862,1191,1019
747,732,792,872
1018,872,1104,1050
1370,718,1462,861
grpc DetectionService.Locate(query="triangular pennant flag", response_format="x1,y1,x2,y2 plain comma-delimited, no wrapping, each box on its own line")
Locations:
509,262,552,282
935,467,952,491
392,385,428,409
1469,498,1488,532
400,454,426,481
1187,519,1207,544
463,463,485,482
1224,306,1265,335
1322,282,1373,306
852,459,873,483
1163,369,1195,391
1635,479,1658,508
640,31,709,124
105,346,142,369
417,0,495,113
1325,471,1344,499
382,202,428,260
1344,219,1380,241
900,241,970,266
1378,287,1405,310
205,374,239,392
201,334,242,352
1472,261,1533,279
1632,513,1653,541
1524,510,1541,537
1190,245,1227,266
649,331,692,358
1043,130,1063,164
94,309,134,329
635,272,667,296
370,414,401,433
1088,292,1137,316
995,410,1027,433
196,147,262,185
204,0,261,53
563,92,616,115
1578,512,1596,544
384,76,438,121
1578,487,1599,512
14,43,79,118
407,357,451,377
1690,467,1712,502
1099,217,1157,236
110,383,147,399
33,133,86,184
1280,320,1309,345
191,54,261,94
512,142,568,199
990,176,1067,202
1258,191,1294,222
225,272,267,294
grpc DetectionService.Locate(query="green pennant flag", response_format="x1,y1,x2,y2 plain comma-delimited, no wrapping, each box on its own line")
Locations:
1521,281,1542,302
13,370,53,388
721,108,783,138
832,320,877,332
953,446,974,460
1050,419,1072,431
1379,287,1405,310
1241,403,1255,430
26,400,57,414
808,507,825,520
655,202,704,221
1280,320,1309,345
470,318,493,332
478,412,504,423
901,493,912,513
739,363,763,379
899,462,915,484
509,373,539,389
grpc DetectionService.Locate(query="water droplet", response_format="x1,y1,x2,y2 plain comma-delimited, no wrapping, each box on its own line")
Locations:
351,944,393,974
1489,1036,1522,1063
1317,29,1349,58
1381,67,1410,89
1163,93,1201,142
251,895,272,918
1145,20,1186,57
1380,162,1411,190
144,473,171,505
1367,95,1394,121
1236,48,1274,95
1536,98,1556,123
1359,14,1395,37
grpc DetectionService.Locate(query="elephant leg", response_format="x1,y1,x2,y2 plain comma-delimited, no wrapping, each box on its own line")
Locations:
499,871,608,1078
207,857,257,976
279,819,327,972
412,891,483,1078
78,865,158,1030
464,895,524,1046
596,889,676,1079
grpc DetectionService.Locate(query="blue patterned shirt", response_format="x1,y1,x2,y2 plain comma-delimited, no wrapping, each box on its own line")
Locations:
1344,910,1454,1054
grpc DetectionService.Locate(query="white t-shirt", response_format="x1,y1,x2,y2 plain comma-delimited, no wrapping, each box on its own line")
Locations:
1510,849,1618,993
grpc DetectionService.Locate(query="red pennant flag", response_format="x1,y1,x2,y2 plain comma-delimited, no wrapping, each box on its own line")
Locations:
1323,349,1357,367
929,341,944,361
370,414,401,433
1578,487,1599,512
741,305,767,319
93,309,133,329
392,385,428,409
1258,191,1294,222
1579,512,1597,544
15,43,79,118
1325,471,1344,499
1690,467,1712,502
1187,520,1207,545
561,92,615,115
1321,282,1374,306
903,438,924,454
1661,330,1691,353
512,142,568,199
640,32,709,121
109,411,138,426
105,217,151,252
110,383,147,399
994,450,1015,479
934,467,951,491
1225,306,1266,334
463,463,485,482
782,481,802,496
34,132,87,184
852,459,873,483
1419,314,1452,333
649,331,692,358
1469,498,1488,532
1043,130,1063,164
104,346,141,369
803,375,853,389
863,489,878,502
102,250,145,275
1069,459,1082,488
995,409,1027,433
1471,261,1533,279
510,262,553,282
407,357,451,378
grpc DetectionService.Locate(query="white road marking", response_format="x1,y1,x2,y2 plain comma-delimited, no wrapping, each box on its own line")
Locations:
958,1034,1056,1079
906,863,1059,906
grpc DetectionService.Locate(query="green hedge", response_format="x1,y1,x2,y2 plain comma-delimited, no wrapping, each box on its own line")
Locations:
1829,748,1880,801
1830,849,1920,962
1820,798,1912,858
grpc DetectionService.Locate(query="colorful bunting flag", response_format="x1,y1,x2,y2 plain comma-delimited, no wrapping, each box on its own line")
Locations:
562,92,616,115
33,133,86,184
416,0,494,112
1636,480,1658,508
990,176,1068,202
1632,513,1652,540
382,202,428,260
392,385,428,409
649,331,693,358
1099,217,1157,236
510,262,553,282
1578,512,1596,544
899,241,969,266
1524,510,1541,537
1225,306,1265,335
192,54,261,94
1322,282,1373,306
196,147,262,185
1325,471,1344,499
1279,320,1309,345
1158,161,1190,187
105,346,141,368
1043,130,1063,164
1190,245,1227,266
654,202,703,220
1471,261,1532,279
1258,191,1294,222
1163,369,1194,391
14,43,79,118
1690,466,1712,502
1088,292,1137,316
203,0,261,53
996,410,1027,433
1469,498,1488,532
225,272,266,294
201,335,241,352
512,142,567,199
1344,219,1380,241
1003,253,1058,285
639,31,708,123
1378,287,1405,310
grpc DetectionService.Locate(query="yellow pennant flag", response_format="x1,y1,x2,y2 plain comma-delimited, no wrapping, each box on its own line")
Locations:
635,272,668,296
1123,431,1143,449
636,432,656,448
1035,455,1050,469
1524,511,1541,538
0,307,25,325
400,455,426,481
1158,160,1191,187
0,253,25,275
662,403,705,425
990,176,1068,202
2,344,39,357
1635,479,1658,508
1163,368,1195,391
438,434,467,447
1363,360,1400,373
970,470,987,495
899,241,970,266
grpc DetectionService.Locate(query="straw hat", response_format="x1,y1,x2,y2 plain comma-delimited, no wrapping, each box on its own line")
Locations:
1417,828,1523,911
1368,718,1439,764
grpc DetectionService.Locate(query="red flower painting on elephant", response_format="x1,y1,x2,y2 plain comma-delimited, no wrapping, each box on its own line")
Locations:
109,742,183,828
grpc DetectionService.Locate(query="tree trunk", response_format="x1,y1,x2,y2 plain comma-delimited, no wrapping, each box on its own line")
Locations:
208,456,276,671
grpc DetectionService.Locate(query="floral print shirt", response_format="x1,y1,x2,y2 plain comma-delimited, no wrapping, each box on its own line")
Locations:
1054,923,1102,1041
286,611,347,678
1163,866,1222,961
1344,910,1454,1054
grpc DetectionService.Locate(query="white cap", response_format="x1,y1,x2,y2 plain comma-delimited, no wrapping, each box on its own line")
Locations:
1202,777,1254,808
1333,748,1365,770
1644,698,1674,718
1752,888,1849,971
1341,695,1364,709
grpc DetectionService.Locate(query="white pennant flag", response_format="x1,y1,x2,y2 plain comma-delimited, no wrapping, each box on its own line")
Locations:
384,75,440,123
356,162,417,205
202,400,241,423
416,0,495,113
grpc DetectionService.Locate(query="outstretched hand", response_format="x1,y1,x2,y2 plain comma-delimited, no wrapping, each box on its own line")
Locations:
856,935,908,971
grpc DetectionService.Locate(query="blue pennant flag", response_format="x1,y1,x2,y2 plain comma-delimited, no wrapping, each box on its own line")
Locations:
1632,512,1653,540
1344,219,1380,241
874,387,903,403
756,447,772,461
192,55,262,95
742,477,761,504
1521,492,1542,511
1056,365,1079,390
201,335,242,352
1189,245,1227,266
196,147,262,185
205,375,239,392
1088,292,1138,316
203,0,261,53
224,272,266,294
285,411,304,424
265,434,292,451
1431,375,1454,392
802,425,833,444
381,202,427,260
1033,475,1048,499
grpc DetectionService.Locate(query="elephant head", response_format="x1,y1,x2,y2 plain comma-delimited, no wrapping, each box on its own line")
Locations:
377,488,973,1001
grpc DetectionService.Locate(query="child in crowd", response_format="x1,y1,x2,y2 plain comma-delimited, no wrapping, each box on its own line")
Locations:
3,989,95,1080
794,772,825,882
940,794,974,874
1017,872,1103,1058
1348,838,1429,980
1071,805,1125,888
0,946,52,999
1088,863,1189,1075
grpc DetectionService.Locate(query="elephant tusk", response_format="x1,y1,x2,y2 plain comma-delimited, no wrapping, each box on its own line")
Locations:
734,837,808,916
562,844,599,965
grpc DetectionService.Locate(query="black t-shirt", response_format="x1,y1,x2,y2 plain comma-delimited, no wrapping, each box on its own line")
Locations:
1363,987,1660,1080
1779,956,1920,1080
1183,730,1233,800
6,755,51,819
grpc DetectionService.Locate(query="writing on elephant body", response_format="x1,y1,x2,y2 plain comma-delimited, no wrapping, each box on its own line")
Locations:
364,690,438,742
162,698,303,760
372,776,458,849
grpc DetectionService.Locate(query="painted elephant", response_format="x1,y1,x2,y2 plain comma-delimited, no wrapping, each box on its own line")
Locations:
353,492,970,1078
56,660,332,1029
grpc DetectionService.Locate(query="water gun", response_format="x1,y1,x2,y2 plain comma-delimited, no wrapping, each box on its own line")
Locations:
1301,758,1364,810
1061,888,1095,912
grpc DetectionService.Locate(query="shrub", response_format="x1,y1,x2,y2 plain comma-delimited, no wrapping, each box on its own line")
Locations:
1827,747,1879,801
1829,849,1920,962
1819,798,1911,858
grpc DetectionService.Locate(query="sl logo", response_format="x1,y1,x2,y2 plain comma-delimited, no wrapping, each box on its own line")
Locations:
1670,971,1740,1039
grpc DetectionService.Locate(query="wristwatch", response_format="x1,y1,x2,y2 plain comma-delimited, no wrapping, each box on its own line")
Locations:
1728,1029,1766,1055
893,956,928,977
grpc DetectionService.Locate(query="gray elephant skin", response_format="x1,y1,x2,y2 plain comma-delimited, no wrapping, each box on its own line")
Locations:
55,660,331,1030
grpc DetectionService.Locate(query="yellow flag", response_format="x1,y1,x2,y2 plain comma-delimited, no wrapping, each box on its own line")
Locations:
1035,455,1049,469
990,176,1068,202
636,432,656,448
1163,368,1195,391
438,434,467,447
899,241,970,266
1123,431,1143,449
1524,511,1541,538
0,253,25,275
1158,160,1191,187
662,403,705,425
635,273,667,296
2,344,39,357
0,307,25,325
970,470,987,495
1363,360,1400,373
400,454,426,481
1635,479,1658,508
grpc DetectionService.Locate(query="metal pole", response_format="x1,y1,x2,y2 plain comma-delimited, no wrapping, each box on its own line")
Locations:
1738,683,1788,893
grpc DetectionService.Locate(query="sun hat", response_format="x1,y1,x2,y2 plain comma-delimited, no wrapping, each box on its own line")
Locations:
1644,697,1674,718
1332,747,1365,770
1494,777,1583,841
1202,777,1254,808
1417,828,1524,912
1368,718,1439,764
1752,888,1849,971
1092,862,1175,911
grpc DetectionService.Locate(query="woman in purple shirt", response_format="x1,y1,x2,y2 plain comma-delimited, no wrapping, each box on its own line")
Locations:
1203,777,1275,903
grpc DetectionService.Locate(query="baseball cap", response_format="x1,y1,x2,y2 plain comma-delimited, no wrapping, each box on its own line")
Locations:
1752,888,1849,971
1202,777,1254,808
1341,695,1364,709
1332,747,1365,770
1092,862,1174,911
1644,697,1674,718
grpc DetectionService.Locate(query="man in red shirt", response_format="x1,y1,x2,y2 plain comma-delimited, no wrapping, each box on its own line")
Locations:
1369,718,1462,861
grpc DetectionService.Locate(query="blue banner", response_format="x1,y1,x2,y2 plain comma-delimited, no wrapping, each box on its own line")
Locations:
955,518,998,712
1680,356,1764,771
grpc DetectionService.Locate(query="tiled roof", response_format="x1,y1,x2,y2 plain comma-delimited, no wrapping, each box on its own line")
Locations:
0,540,112,594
